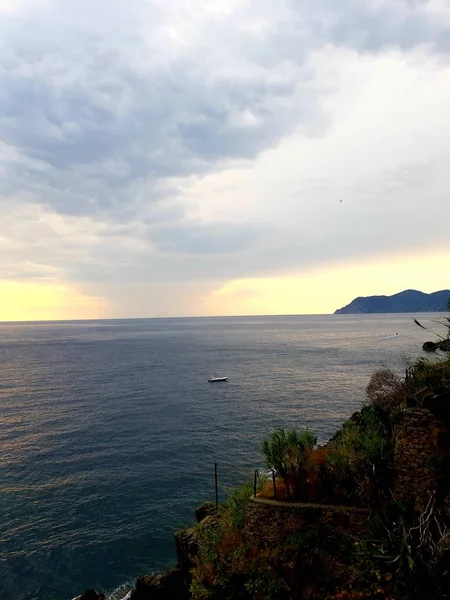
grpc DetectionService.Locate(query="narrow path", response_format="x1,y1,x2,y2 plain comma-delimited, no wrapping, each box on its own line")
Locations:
250,496,371,513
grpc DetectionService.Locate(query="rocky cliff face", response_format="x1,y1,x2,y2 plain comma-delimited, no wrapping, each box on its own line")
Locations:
75,518,203,600
130,567,190,600
76,592,106,600
121,507,211,600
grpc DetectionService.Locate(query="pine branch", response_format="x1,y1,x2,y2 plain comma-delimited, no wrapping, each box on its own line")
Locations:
413,318,445,341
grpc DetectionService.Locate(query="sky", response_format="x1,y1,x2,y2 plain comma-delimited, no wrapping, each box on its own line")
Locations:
1,0,450,320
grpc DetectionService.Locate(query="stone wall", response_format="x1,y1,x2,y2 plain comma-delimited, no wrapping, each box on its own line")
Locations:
393,407,441,513
242,499,371,599
244,498,370,544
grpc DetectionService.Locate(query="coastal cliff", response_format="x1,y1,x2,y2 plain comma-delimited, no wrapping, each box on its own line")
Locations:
334,289,450,314
79,357,450,600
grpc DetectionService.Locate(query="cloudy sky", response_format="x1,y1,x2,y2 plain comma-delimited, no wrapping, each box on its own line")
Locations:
1,0,450,320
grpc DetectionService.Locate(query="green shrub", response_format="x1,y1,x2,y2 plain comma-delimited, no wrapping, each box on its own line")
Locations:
245,565,286,600
190,475,270,597
407,357,450,398
321,407,393,506
190,578,211,600
262,428,317,500
354,499,450,597
224,476,266,529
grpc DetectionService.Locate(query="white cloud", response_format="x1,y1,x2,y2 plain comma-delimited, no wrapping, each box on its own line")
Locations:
1,0,450,316
184,47,450,257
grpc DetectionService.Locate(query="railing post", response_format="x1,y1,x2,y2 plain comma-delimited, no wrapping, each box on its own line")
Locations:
272,470,277,499
253,469,258,498
214,463,219,509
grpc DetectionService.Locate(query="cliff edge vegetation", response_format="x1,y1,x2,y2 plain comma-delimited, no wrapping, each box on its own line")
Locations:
184,351,450,600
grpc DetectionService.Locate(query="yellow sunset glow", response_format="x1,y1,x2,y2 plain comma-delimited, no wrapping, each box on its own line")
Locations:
207,251,450,316
1,250,448,321
0,282,109,322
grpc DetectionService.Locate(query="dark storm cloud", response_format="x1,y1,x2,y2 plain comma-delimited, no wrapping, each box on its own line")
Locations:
0,55,313,216
1,0,448,205
1,0,450,286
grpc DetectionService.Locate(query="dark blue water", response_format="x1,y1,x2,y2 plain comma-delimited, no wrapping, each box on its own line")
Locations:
0,314,434,599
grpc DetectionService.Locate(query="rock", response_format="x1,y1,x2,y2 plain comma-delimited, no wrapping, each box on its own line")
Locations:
195,501,217,523
437,339,450,352
349,411,361,424
77,591,106,600
424,391,450,424
130,569,188,600
128,520,209,600
423,339,450,352
174,525,201,572
423,341,439,352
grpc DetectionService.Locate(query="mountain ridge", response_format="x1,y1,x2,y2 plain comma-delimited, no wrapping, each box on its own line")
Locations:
334,289,450,314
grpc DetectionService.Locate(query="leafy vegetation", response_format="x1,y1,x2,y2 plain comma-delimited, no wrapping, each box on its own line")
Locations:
366,368,406,414
352,498,450,599
320,406,394,506
259,406,393,507
406,357,450,399
190,475,282,600
191,397,450,598
224,480,259,529
262,428,316,500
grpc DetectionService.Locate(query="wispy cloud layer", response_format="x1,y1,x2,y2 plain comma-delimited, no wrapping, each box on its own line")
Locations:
1,0,450,316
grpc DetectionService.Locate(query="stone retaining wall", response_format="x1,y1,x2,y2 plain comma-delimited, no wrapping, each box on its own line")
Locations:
393,407,440,513
244,497,370,544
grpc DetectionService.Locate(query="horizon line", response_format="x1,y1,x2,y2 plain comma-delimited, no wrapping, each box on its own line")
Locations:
0,311,438,325
0,312,335,325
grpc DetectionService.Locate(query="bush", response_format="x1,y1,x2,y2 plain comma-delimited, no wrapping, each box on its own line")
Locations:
407,357,450,398
366,368,406,414
245,562,287,600
354,498,450,598
262,428,317,500
225,477,266,529
319,407,393,506
191,475,284,599
260,413,393,506
367,356,450,411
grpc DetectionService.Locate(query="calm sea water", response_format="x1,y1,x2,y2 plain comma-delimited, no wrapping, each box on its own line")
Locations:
0,314,438,600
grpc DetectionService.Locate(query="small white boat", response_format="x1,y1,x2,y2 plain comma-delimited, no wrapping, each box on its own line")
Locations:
208,376,228,382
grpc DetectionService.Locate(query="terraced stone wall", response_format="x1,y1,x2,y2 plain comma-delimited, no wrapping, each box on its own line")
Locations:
393,407,442,514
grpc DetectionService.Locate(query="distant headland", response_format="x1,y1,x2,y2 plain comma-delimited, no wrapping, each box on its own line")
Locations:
335,288,450,314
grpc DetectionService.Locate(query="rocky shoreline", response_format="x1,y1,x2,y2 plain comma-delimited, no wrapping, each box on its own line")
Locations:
76,504,212,600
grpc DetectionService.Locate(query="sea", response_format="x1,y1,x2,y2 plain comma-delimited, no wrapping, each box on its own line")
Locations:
0,313,442,600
